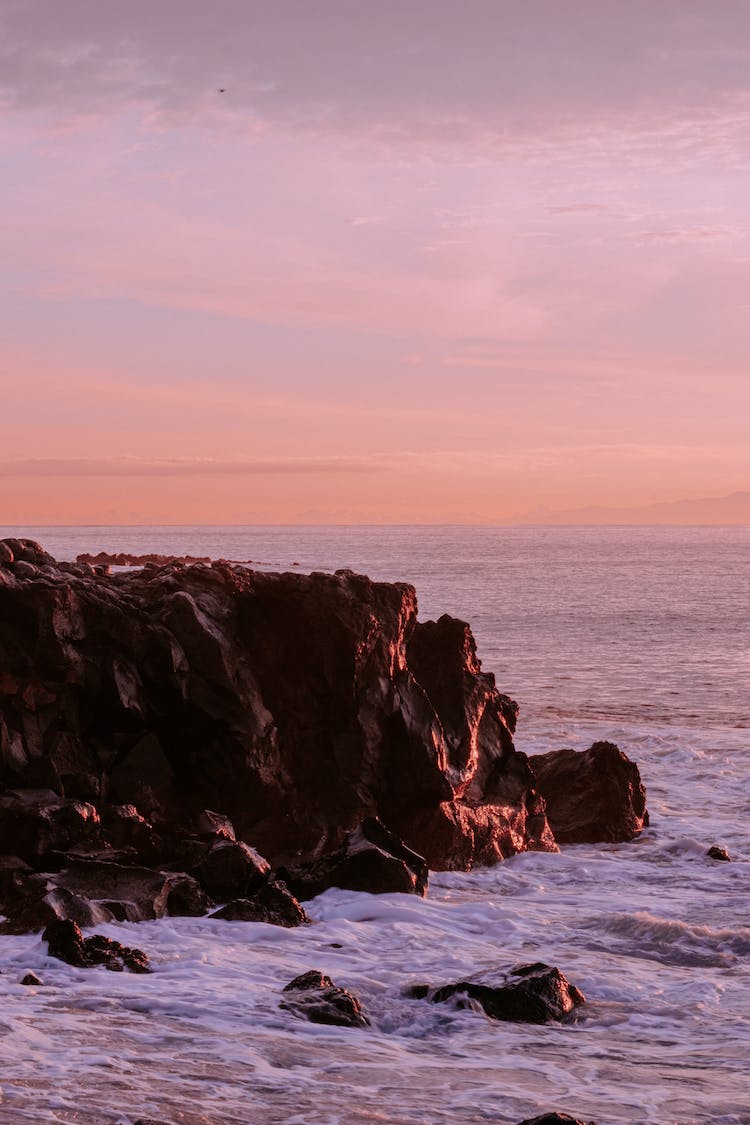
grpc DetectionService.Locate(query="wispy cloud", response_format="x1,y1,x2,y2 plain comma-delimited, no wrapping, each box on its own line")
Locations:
0,456,386,477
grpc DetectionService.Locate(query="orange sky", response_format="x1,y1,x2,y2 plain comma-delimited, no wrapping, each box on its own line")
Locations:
1,1,749,523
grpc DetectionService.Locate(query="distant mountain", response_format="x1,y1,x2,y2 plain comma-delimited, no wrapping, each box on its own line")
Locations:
511,490,750,525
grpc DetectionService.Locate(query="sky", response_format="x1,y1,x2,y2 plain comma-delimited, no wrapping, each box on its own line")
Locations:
1,0,749,524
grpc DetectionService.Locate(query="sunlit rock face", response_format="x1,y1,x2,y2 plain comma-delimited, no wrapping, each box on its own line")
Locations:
0,541,555,869
528,741,648,844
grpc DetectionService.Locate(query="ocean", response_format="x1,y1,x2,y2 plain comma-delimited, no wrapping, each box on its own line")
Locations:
1,525,748,1125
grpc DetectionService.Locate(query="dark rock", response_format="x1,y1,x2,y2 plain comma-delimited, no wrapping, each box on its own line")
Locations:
529,741,648,844
0,792,101,863
193,840,270,900
279,817,428,899
0,547,556,875
210,878,309,926
43,918,151,972
164,872,213,916
20,971,43,985
413,962,585,1024
1,538,56,566
707,845,731,861
518,1116,599,1125
51,861,177,922
280,969,369,1028
101,803,162,861
196,808,236,841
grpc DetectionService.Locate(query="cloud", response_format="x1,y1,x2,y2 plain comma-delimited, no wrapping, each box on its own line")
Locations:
0,456,387,477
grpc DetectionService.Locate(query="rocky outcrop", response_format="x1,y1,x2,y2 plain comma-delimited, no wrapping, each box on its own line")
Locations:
280,969,369,1027
528,741,648,844
0,541,555,882
409,962,585,1024
43,918,151,972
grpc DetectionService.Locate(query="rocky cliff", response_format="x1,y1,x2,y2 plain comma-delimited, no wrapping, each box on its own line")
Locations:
0,538,556,874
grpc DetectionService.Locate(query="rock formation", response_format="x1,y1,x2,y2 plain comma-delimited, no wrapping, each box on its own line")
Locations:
528,741,648,843
281,969,369,1027
0,539,555,903
409,962,585,1024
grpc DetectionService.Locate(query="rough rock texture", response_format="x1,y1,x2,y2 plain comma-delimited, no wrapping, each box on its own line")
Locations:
43,918,151,972
210,878,309,926
0,543,555,873
410,962,585,1024
279,816,428,899
528,741,648,844
280,969,369,1028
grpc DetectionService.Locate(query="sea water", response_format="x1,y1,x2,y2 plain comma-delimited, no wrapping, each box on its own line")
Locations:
0,526,748,1125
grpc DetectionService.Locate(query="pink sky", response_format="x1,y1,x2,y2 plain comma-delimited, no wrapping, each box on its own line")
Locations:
1,0,749,523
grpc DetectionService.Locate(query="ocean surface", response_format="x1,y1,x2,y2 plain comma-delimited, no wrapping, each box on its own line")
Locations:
1,525,748,1125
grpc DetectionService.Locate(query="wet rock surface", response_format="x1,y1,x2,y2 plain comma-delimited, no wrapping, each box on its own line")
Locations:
280,969,369,1028
528,741,648,843
410,962,585,1024
0,541,556,889
707,845,731,861
279,816,429,899
43,918,151,972
210,878,309,926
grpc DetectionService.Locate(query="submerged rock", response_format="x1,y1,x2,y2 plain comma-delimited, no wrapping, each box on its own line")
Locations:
707,845,731,861
20,970,43,986
410,962,585,1024
280,969,369,1028
43,918,151,972
528,741,648,843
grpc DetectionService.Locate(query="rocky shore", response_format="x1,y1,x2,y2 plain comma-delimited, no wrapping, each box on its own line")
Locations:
0,537,647,934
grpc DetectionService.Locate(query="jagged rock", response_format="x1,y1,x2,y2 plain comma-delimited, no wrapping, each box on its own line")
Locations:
279,817,428,899
101,804,162,861
528,741,648,844
518,1115,599,1125
410,962,585,1024
0,545,557,875
193,840,270,901
21,971,43,985
196,808,236,841
210,878,309,926
707,845,731,861
0,791,101,863
280,969,369,1027
43,918,151,972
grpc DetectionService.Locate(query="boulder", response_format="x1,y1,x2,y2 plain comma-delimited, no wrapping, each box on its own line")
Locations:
51,860,198,922
707,845,730,861
280,969,369,1028
410,962,585,1024
278,817,428,899
210,878,309,926
21,971,43,986
528,741,648,844
43,918,151,972
193,840,270,901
